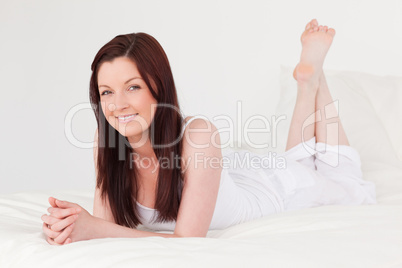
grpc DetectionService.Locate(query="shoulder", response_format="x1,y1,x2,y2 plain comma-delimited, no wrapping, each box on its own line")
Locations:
181,116,222,175
182,116,221,148
183,116,194,124
183,116,219,134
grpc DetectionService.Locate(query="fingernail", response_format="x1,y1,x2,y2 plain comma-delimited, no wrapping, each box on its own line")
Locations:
75,208,81,213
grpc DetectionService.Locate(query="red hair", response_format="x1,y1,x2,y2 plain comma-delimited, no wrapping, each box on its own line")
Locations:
89,33,184,227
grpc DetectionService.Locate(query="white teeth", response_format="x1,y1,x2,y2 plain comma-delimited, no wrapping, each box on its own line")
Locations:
118,114,137,120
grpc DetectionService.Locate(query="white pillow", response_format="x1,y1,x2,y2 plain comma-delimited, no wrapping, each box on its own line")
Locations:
348,71,402,161
275,66,402,201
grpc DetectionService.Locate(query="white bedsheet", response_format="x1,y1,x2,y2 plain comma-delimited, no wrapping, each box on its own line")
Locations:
0,186,401,267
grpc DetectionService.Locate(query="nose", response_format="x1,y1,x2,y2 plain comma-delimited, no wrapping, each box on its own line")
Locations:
112,91,129,111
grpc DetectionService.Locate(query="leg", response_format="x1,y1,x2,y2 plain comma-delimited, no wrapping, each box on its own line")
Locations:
286,19,336,151
285,79,317,151
315,71,350,146
281,21,375,210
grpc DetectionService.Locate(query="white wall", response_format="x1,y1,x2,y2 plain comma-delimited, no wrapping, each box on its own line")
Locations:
1,0,401,194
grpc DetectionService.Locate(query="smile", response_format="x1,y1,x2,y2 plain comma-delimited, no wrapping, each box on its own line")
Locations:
116,113,138,123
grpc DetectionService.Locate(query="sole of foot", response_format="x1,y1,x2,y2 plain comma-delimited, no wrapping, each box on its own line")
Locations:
292,19,336,88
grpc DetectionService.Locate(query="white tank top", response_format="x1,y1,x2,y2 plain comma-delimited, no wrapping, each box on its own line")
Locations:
135,115,286,231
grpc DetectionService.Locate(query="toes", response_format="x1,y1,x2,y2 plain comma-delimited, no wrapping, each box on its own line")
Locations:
306,19,318,31
305,19,317,30
327,28,336,36
306,20,333,35
311,19,318,27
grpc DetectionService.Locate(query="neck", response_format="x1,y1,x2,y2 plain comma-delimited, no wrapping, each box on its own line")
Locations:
128,132,159,171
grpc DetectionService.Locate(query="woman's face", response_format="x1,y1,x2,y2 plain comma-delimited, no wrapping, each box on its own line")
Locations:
97,57,158,145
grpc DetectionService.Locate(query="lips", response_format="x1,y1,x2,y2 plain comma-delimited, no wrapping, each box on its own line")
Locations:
116,113,138,119
116,113,139,123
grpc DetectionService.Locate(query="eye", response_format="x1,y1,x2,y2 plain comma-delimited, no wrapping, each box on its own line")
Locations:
129,85,140,91
100,85,139,96
100,90,111,96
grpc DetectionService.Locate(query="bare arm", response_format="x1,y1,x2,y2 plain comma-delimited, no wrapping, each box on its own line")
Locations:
173,118,222,237
91,218,181,239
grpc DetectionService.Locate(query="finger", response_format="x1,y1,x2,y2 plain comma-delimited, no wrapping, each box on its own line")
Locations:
48,197,58,208
63,238,72,245
42,222,62,239
55,199,78,209
51,214,78,232
42,213,75,226
42,214,67,226
47,236,62,246
49,207,81,218
54,223,75,244
41,214,60,226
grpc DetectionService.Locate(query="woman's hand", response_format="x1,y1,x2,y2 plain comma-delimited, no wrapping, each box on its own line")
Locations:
42,197,99,245
42,197,81,245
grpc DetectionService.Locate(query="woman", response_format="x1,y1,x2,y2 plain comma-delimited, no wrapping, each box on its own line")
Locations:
41,19,376,245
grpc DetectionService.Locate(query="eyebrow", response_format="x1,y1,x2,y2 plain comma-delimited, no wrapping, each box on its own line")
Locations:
98,77,143,89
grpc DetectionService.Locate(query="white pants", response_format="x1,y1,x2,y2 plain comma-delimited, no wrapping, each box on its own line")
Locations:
270,137,377,212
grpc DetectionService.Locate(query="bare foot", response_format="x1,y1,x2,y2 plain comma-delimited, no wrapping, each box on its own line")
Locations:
293,19,336,87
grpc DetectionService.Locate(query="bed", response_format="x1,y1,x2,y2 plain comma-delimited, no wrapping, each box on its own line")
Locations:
1,67,401,267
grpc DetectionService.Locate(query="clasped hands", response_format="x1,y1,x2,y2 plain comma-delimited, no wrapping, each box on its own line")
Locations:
41,197,94,245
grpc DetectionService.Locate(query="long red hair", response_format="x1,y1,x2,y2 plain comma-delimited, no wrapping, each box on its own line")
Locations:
89,33,184,227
